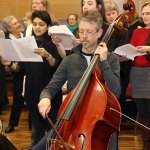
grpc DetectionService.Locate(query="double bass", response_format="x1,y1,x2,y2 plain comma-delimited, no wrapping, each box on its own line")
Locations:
46,0,136,149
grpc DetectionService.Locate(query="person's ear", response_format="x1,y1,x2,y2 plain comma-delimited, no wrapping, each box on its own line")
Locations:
67,18,69,24
97,28,103,38
97,4,102,10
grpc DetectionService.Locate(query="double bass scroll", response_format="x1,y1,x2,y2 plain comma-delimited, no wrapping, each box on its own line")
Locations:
102,0,135,44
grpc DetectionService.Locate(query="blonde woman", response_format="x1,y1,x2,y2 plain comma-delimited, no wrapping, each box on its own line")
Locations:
104,0,119,24
23,11,32,37
31,0,58,25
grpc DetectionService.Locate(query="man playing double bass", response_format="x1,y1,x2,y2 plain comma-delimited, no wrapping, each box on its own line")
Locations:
32,11,121,150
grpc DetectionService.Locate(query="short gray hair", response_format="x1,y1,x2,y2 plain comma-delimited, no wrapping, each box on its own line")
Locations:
2,16,16,32
78,11,103,31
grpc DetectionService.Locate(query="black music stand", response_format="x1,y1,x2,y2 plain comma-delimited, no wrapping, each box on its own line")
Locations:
0,133,18,150
0,118,17,150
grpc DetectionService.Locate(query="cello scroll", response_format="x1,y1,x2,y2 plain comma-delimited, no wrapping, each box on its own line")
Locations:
115,0,136,31
102,0,136,43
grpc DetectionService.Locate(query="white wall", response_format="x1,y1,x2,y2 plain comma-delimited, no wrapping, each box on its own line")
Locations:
113,0,125,13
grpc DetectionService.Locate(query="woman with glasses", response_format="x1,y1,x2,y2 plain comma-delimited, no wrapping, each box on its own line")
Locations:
67,13,79,38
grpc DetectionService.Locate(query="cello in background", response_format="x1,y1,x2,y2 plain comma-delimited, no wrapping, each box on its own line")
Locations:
46,0,136,149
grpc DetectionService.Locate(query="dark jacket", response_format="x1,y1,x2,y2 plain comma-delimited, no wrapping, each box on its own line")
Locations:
20,33,62,105
40,44,121,100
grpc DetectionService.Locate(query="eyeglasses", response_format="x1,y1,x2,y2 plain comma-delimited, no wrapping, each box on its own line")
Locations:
32,2,42,5
79,30,97,36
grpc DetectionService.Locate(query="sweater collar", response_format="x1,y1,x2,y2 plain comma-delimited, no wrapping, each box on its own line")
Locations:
67,24,78,33
9,32,23,39
34,31,49,42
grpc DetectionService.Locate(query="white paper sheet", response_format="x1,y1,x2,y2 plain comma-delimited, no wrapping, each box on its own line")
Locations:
0,36,43,62
0,30,5,39
114,44,145,60
48,25,76,50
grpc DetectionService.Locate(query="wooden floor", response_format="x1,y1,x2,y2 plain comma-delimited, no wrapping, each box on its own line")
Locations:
1,104,32,150
0,82,143,150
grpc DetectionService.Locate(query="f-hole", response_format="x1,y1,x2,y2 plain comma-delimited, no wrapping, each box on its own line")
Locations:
78,134,86,150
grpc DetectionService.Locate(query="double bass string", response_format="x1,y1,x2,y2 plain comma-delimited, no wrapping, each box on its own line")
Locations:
46,115,69,150
110,108,150,131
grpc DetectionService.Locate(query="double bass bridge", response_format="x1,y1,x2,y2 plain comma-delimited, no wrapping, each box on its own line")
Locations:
48,137,75,150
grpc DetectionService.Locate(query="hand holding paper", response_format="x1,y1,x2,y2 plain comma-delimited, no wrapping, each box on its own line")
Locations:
137,46,150,53
0,36,43,62
114,44,146,60
48,25,76,50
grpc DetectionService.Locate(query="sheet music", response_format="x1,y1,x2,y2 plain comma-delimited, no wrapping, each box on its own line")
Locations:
0,36,43,62
114,44,145,60
48,25,76,50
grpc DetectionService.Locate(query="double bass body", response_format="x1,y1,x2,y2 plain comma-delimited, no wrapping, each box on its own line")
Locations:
52,69,121,150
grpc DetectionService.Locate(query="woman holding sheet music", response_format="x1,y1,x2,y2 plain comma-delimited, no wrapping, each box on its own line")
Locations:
2,16,25,134
129,3,150,149
20,10,63,149
19,11,61,148
1,11,63,149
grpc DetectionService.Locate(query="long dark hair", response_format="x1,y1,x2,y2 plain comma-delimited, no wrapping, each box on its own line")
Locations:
81,0,106,22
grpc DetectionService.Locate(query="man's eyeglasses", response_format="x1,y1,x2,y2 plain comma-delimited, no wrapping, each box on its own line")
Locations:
79,30,97,36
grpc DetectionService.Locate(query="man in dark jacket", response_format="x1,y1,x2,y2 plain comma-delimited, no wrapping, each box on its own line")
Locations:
32,11,121,150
